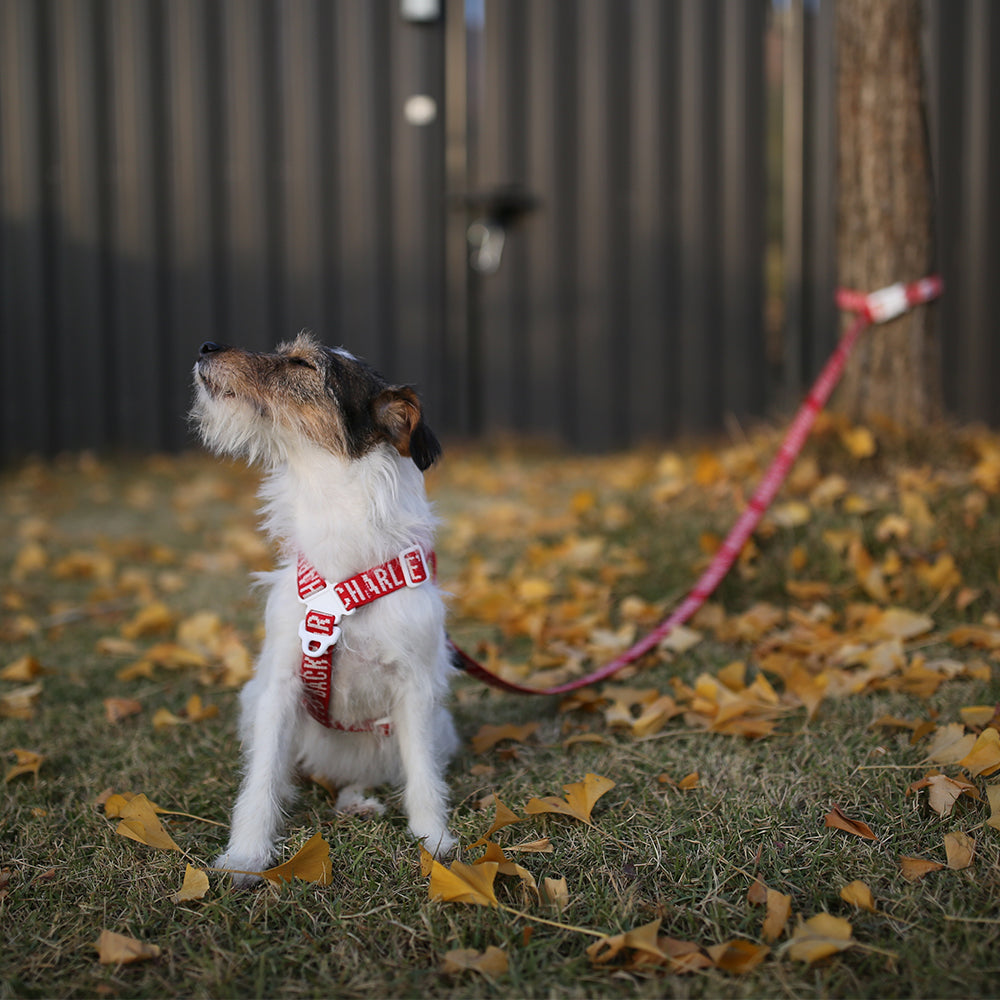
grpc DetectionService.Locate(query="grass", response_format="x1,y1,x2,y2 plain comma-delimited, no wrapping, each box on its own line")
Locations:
2,427,1000,998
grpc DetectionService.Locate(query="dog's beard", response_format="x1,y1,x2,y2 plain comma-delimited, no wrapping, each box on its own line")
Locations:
191,381,284,466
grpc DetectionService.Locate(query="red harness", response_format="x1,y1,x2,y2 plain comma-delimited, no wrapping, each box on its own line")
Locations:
296,545,433,731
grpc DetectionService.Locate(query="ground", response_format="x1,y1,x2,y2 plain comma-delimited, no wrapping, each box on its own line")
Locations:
2,418,1000,998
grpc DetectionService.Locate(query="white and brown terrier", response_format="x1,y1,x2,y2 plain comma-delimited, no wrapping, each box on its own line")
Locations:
191,333,457,885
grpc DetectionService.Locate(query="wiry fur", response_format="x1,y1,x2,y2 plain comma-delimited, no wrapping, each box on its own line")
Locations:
191,334,457,886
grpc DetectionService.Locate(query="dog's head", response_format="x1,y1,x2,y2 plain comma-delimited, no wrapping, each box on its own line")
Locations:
190,333,441,470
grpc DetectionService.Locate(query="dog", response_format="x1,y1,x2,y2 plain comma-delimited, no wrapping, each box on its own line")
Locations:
191,333,458,885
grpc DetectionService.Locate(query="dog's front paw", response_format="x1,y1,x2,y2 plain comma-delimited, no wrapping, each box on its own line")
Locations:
411,826,457,858
214,849,270,889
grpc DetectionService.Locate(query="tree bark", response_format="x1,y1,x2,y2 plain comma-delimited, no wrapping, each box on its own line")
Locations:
835,0,941,428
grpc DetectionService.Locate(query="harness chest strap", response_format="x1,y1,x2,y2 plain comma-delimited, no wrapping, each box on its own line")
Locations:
296,545,433,730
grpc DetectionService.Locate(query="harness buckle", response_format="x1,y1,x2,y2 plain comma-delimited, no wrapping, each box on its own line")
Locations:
400,544,430,587
297,585,351,656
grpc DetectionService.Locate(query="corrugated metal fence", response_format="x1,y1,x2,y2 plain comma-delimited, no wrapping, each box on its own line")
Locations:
0,0,997,460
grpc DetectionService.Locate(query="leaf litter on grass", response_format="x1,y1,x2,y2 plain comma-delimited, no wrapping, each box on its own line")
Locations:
3,427,1000,992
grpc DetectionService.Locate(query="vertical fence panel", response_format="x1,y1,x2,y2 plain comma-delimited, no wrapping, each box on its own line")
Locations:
0,0,50,455
476,0,767,449
1,0,998,459
162,0,218,448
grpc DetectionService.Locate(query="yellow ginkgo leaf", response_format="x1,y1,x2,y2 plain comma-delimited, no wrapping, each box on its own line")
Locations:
0,682,43,720
467,795,526,848
706,939,770,974
470,722,540,754
525,773,615,826
899,855,945,882
171,865,210,903
540,876,569,910
95,929,161,965
839,880,876,912
424,847,498,907
840,424,876,458
762,889,792,943
5,748,44,784
152,707,184,730
923,722,977,765
957,727,1000,777
114,794,181,852
184,694,219,722
472,841,537,899
104,697,142,724
440,946,509,978
944,831,975,870
120,601,174,639
587,919,668,966
258,831,333,885
986,785,1000,831
0,656,48,682
103,792,164,819
786,913,855,964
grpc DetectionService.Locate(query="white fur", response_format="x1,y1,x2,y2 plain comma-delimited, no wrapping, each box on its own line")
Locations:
194,374,458,886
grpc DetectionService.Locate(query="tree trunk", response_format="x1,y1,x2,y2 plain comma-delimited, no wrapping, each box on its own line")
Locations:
835,0,940,428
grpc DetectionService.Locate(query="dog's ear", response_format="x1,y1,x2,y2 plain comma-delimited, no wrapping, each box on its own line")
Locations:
374,386,442,470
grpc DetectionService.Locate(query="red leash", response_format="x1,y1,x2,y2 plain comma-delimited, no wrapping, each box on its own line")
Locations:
451,276,944,696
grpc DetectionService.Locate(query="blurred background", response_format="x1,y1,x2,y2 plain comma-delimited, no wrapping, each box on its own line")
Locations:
0,0,996,460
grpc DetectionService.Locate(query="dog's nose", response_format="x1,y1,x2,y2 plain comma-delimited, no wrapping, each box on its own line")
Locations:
200,341,227,356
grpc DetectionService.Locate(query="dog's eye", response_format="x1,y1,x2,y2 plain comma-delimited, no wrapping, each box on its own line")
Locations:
287,356,315,370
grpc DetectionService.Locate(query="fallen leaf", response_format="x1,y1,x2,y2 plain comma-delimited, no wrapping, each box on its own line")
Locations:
839,880,876,912
959,705,997,728
824,805,877,840
171,865,209,902
470,722,540,754
427,853,499,906
472,842,538,901
909,773,979,817
587,919,669,966
746,877,767,906
957,727,1000,777
258,831,333,885
762,889,792,943
840,425,876,459
0,656,48,681
525,773,615,826
786,913,855,964
540,876,569,910
986,785,1000,831
152,707,184,729
5,748,44,784
103,792,164,818
923,722,977,765
0,682,43,720
706,939,769,974
115,794,181,852
467,796,526,848
944,831,975,870
104,697,142,724
95,929,161,965
508,837,553,853
120,601,174,639
899,855,945,882
184,694,218,722
441,946,508,978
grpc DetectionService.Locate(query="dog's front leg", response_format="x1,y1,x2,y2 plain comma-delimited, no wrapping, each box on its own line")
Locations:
393,691,457,858
215,642,301,886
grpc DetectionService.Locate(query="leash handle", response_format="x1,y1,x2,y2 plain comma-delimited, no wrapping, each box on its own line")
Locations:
451,276,943,696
